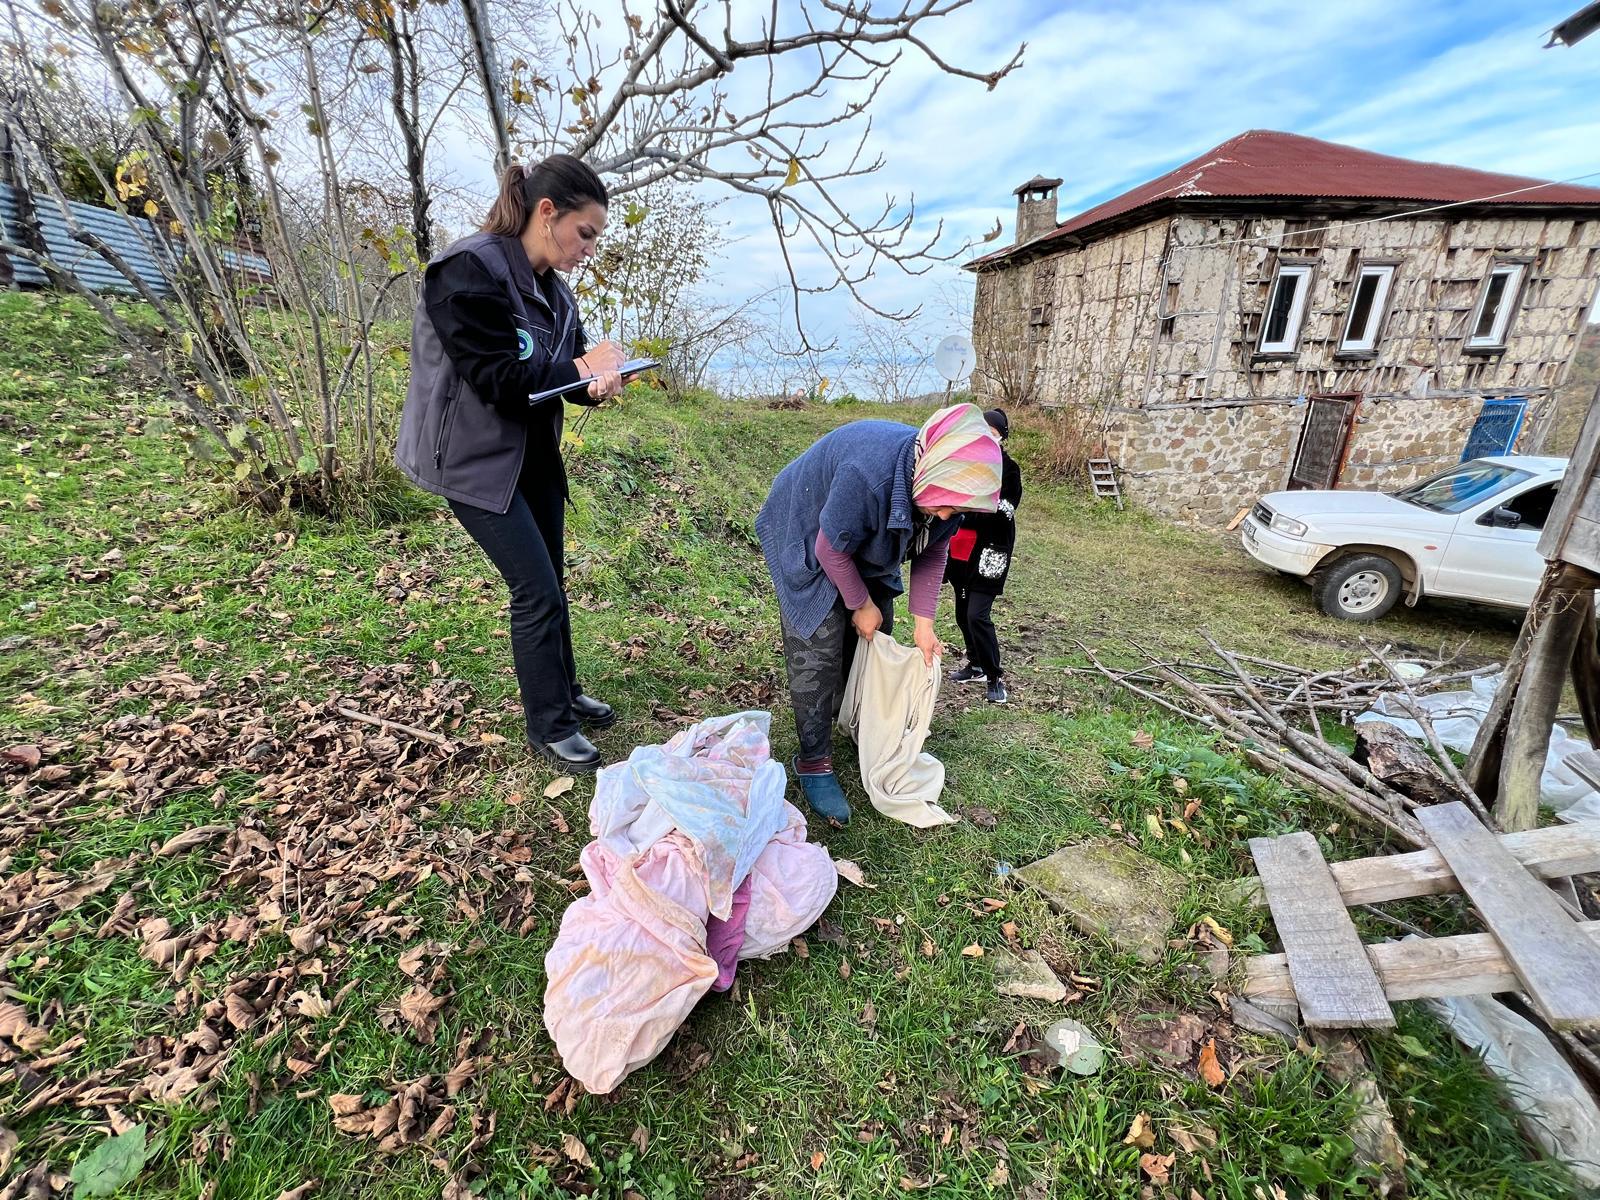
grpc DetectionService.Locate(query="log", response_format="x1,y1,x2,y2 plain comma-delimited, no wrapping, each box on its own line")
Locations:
1354,723,1458,806
1310,1030,1408,1197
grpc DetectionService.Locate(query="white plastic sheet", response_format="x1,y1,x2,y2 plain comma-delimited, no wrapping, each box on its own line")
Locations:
1426,992,1600,1189
1355,674,1600,824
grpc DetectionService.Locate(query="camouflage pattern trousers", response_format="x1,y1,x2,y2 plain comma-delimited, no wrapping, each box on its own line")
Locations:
780,583,896,762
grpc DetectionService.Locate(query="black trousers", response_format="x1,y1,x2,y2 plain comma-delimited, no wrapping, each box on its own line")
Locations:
780,581,896,762
450,477,580,744
952,584,1002,681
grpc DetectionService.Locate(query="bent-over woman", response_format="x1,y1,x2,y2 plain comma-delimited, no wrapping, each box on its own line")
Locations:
756,403,1002,824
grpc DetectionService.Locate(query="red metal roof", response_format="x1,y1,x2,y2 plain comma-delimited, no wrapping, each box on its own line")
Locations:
972,129,1600,267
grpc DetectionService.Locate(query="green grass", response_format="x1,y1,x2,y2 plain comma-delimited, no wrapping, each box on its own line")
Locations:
0,291,1571,1199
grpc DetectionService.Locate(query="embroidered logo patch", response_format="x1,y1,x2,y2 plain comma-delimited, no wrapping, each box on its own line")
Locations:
517,329,535,360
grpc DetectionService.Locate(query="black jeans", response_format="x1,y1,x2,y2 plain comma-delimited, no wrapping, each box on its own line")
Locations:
450,477,580,743
952,584,1001,681
780,581,897,762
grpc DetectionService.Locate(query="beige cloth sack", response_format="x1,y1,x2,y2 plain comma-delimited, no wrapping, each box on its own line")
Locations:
837,633,959,828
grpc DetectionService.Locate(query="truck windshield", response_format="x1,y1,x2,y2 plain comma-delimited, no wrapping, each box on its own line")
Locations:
1392,462,1532,514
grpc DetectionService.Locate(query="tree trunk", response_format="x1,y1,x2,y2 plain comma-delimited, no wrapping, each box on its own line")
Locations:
1497,564,1596,831
458,0,511,176
380,10,433,262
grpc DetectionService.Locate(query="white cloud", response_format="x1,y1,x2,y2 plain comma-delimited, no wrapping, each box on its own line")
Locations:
436,0,1600,376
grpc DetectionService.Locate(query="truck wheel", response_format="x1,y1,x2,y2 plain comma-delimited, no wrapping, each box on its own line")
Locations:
1313,555,1402,622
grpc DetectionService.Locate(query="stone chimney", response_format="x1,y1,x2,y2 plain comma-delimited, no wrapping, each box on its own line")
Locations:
1013,175,1063,245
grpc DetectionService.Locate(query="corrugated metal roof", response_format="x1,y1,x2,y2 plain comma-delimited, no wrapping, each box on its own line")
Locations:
0,183,175,295
0,184,276,293
971,130,1600,268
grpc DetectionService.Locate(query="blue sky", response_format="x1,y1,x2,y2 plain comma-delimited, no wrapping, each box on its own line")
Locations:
688,0,1600,380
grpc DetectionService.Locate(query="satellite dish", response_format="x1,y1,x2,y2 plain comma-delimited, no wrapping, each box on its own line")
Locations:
934,334,975,383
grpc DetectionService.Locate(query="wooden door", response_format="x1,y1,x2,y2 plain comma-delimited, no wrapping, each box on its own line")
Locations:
1287,393,1361,491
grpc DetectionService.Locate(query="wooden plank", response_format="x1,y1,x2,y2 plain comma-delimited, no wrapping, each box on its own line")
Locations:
1249,832,1396,1028
1243,920,1600,1007
1245,822,1600,907
1418,802,1600,1028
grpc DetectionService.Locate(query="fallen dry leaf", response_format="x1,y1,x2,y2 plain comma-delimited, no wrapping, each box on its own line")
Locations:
838,958,852,980
0,1125,17,1175
1123,1112,1156,1150
790,937,809,959
834,859,875,889
1000,920,1018,944
2,743,41,769
631,1125,650,1156
1140,1151,1175,1185
274,1183,319,1200
398,984,447,1043
920,936,936,958
289,988,332,1018
543,775,575,799
561,1132,593,1168
1198,915,1234,947
0,1001,50,1051
960,944,984,958
1198,1038,1227,1088
810,1150,826,1171
1131,729,1155,750
1144,813,1165,840
156,823,230,857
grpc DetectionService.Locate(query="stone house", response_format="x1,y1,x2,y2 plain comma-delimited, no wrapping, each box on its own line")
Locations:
965,130,1600,523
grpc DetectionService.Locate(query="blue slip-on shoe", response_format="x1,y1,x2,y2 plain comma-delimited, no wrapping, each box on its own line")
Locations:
793,759,851,826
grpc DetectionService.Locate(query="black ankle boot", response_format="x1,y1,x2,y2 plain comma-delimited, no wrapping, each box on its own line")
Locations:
534,730,602,771
571,694,616,730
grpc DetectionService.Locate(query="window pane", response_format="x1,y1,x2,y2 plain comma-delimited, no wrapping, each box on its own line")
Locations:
1263,273,1300,346
1345,273,1381,345
1473,272,1510,341
1394,462,1529,513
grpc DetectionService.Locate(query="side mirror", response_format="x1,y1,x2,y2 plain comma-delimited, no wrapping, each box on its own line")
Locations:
1488,506,1522,529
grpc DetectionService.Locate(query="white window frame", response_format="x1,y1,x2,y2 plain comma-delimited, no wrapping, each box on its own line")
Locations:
1257,263,1314,355
1338,263,1397,353
1466,262,1526,350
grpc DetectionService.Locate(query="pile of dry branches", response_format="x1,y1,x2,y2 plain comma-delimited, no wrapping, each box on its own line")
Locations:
1080,634,1498,848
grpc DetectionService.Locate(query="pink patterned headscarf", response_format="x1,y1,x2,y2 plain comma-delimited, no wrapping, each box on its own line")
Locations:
911,403,1002,511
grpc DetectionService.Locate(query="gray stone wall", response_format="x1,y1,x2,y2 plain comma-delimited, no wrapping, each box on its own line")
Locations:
971,209,1600,523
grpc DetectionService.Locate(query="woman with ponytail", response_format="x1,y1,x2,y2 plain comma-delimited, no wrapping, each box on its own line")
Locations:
396,154,625,771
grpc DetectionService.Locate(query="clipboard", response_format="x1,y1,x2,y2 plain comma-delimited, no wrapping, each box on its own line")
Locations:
528,358,661,405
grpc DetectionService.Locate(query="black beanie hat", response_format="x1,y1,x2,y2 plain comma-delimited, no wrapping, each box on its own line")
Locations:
983,407,1010,440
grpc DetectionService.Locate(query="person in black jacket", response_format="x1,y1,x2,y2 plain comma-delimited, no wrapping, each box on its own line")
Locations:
944,407,1023,704
395,155,625,772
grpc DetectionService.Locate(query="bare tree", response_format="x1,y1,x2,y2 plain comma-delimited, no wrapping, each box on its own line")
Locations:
849,309,934,404
0,0,414,509
498,0,1023,346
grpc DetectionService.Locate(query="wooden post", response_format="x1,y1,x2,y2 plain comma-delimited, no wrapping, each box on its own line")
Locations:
1497,565,1595,831
1569,593,1600,746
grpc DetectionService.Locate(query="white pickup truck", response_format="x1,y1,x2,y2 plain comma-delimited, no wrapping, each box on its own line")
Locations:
1240,455,1565,621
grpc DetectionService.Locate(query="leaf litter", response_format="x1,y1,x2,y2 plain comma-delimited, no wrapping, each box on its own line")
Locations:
0,660,566,1187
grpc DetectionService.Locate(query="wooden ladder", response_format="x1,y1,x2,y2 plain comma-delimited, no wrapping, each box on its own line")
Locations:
1087,458,1122,509
1245,805,1600,1030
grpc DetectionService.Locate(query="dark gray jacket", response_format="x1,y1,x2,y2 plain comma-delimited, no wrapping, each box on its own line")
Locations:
756,420,958,638
395,232,585,513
